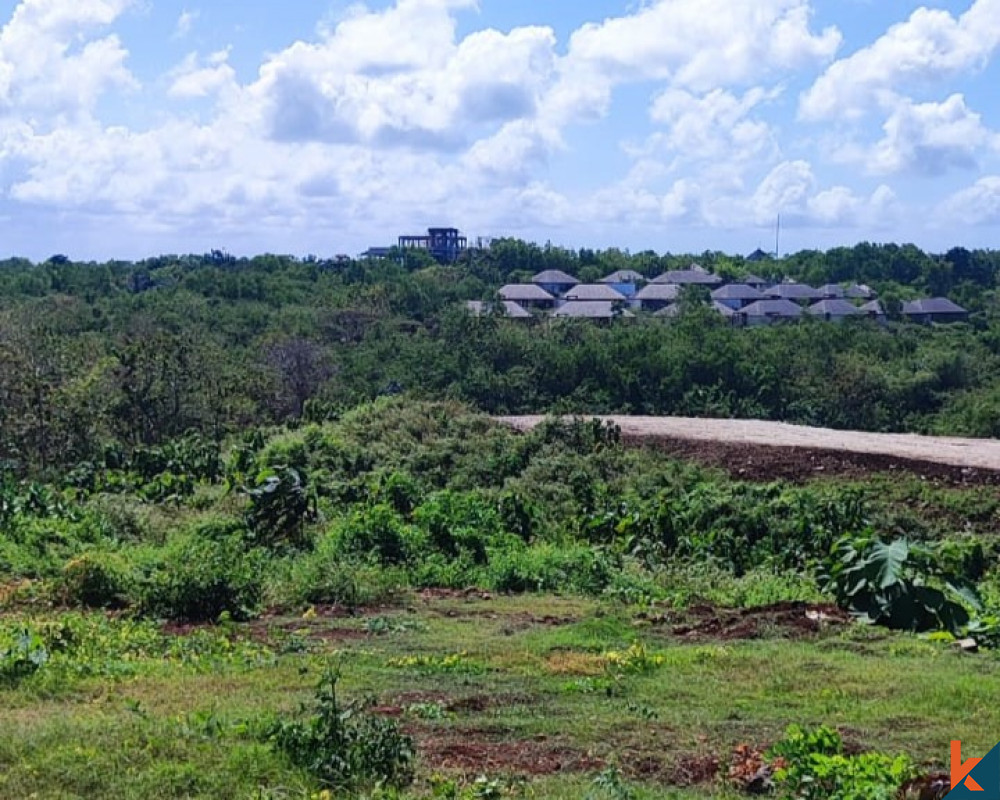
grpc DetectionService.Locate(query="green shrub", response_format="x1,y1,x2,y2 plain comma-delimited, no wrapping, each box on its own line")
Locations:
136,535,266,621
267,666,414,791
277,555,406,611
486,543,615,594
332,504,425,567
60,551,131,609
244,465,316,550
769,725,916,800
822,535,977,633
412,490,500,563
0,628,49,687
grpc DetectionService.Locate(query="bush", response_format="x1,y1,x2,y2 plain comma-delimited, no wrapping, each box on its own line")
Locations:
332,505,425,567
769,725,915,800
486,543,615,594
135,535,266,621
60,551,131,609
275,544,407,611
268,666,414,791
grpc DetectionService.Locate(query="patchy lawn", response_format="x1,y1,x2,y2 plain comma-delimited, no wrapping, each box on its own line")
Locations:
1,592,993,798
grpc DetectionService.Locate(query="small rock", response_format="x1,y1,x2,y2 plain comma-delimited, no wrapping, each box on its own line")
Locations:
955,637,979,653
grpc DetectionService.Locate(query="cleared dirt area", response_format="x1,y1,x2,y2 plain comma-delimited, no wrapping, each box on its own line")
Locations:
497,416,1000,485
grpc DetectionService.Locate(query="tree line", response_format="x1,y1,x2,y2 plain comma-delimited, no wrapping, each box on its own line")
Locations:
0,240,998,478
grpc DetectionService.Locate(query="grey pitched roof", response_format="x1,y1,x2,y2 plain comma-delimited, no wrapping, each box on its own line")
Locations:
902,297,968,315
742,273,768,286
635,283,680,301
859,300,886,316
765,281,824,300
808,298,862,317
499,284,555,302
746,248,772,262
651,269,723,285
553,300,632,319
532,269,579,285
711,284,765,301
712,301,736,317
845,284,876,299
465,301,532,318
563,284,627,302
819,284,845,298
599,269,645,284
740,298,803,318
653,304,680,317
502,301,533,318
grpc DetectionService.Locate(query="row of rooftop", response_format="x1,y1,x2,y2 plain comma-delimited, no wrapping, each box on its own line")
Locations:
467,266,970,325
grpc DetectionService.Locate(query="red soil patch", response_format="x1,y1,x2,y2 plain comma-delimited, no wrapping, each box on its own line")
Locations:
625,435,1000,487
668,754,722,786
638,601,850,641
418,732,603,775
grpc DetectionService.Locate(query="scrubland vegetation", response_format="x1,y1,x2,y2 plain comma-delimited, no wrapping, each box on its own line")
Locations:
1,242,999,797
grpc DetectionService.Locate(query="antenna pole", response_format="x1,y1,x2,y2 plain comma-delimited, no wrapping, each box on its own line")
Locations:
775,214,781,259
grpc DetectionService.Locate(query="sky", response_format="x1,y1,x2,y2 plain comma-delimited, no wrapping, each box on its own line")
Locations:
1,0,999,261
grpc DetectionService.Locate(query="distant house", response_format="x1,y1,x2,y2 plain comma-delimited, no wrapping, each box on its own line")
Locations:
738,298,803,326
398,227,468,263
845,284,877,300
711,283,765,310
562,284,627,303
466,300,532,319
532,270,579,297
498,284,556,309
742,273,769,289
634,283,680,311
713,301,739,324
359,246,393,260
902,298,970,324
746,248,773,263
651,264,723,286
819,284,845,299
807,298,863,322
599,269,645,298
552,300,632,320
859,299,887,324
765,281,824,304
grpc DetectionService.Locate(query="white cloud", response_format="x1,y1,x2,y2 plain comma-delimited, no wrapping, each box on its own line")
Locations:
174,9,198,39
800,0,1000,121
868,94,999,175
940,176,1000,226
243,1,555,150
0,0,136,120
565,0,839,91
0,0,996,257
642,86,781,166
169,49,237,99
749,161,899,228
752,160,815,223
807,183,899,227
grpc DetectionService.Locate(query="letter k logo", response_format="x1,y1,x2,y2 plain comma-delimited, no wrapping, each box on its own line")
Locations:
954,741,985,792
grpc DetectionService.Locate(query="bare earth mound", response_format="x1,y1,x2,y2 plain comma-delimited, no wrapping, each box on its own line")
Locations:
496,416,1000,486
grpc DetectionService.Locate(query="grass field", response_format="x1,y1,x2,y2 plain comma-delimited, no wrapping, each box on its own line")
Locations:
1,591,991,799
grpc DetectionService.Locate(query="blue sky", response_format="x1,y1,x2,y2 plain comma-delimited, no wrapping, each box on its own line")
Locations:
0,0,999,261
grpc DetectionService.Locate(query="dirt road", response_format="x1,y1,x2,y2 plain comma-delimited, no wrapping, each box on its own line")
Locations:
496,415,1000,484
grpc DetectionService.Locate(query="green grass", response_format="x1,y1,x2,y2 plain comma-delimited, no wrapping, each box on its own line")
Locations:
0,592,996,798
